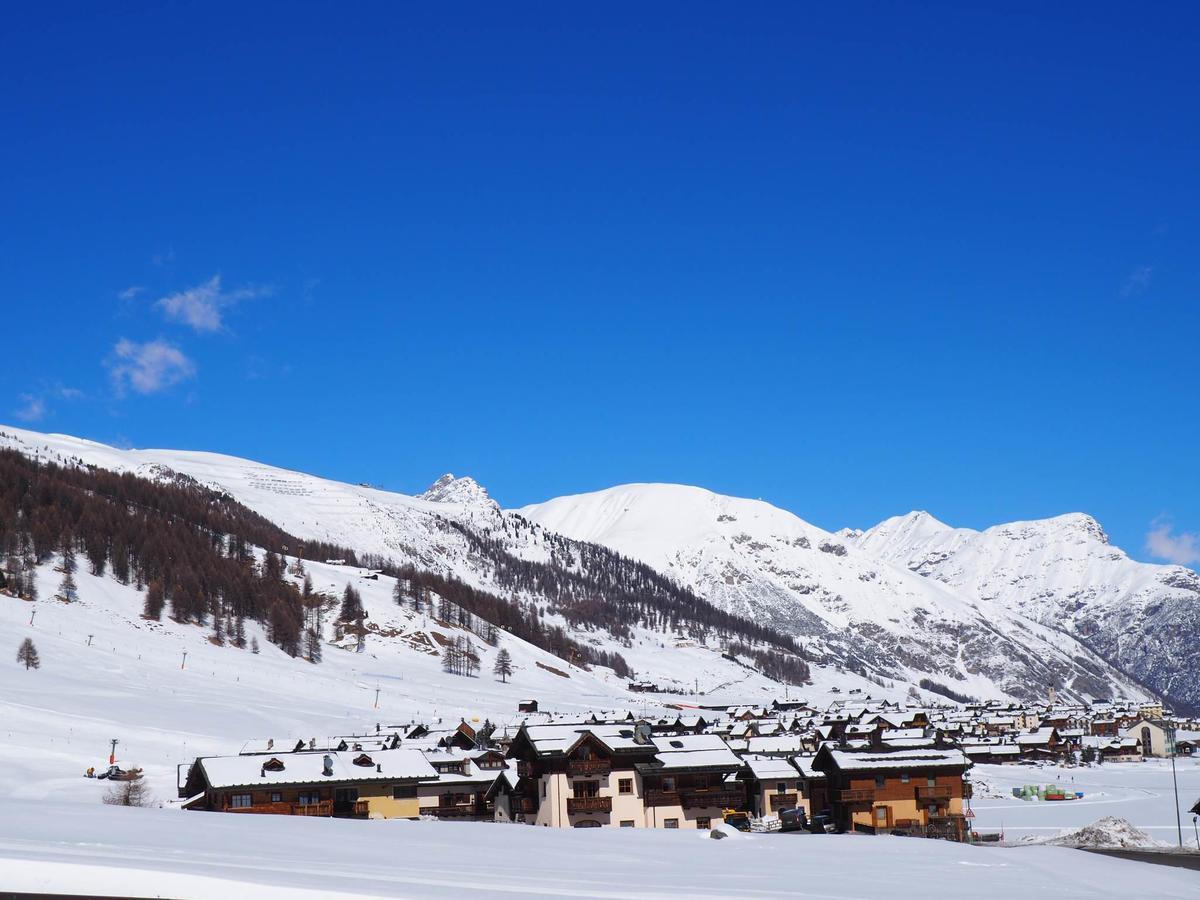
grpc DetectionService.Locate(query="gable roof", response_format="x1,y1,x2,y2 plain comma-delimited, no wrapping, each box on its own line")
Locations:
197,748,438,790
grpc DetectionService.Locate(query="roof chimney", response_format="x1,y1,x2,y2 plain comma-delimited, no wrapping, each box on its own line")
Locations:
322,754,334,776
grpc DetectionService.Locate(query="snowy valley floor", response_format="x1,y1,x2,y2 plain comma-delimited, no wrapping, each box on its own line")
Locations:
970,759,1200,846
3,800,1199,900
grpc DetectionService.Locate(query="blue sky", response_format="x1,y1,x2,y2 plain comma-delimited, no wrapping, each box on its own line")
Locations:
2,3,1197,567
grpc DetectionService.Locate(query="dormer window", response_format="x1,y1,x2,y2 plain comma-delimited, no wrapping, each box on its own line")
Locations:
262,757,286,772
353,754,375,767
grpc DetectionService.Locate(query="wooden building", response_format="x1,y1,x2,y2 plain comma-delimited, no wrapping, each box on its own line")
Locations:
180,749,438,819
813,747,970,839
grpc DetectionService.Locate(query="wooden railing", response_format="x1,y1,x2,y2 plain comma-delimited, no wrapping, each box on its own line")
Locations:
768,793,799,811
836,789,874,803
681,789,744,810
225,800,333,816
567,795,612,814
916,786,951,800
567,758,612,776
645,789,680,807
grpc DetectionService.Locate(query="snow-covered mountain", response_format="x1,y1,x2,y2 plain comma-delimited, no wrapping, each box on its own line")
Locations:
848,511,1200,711
518,484,1154,706
0,425,1165,707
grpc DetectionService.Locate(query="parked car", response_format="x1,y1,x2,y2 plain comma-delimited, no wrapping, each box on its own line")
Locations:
778,807,808,833
807,812,837,833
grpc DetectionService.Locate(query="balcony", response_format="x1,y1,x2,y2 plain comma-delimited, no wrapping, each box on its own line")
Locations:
645,789,680,807
681,789,745,810
567,795,612,814
567,758,612,776
836,789,875,803
916,786,951,800
768,793,799,811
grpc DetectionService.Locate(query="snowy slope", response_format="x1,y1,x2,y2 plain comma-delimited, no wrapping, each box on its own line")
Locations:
518,485,1152,705
0,425,898,705
0,425,1157,706
849,511,1200,710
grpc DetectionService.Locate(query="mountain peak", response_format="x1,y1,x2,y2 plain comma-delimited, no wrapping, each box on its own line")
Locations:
420,473,491,506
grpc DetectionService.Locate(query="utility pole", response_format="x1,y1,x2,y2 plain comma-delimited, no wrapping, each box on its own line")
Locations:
29,608,36,626
180,650,188,670
109,738,118,765
1168,727,1182,847
86,634,94,647
374,684,380,710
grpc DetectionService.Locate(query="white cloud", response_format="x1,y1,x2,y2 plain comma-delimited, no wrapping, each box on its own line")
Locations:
1121,265,1154,297
154,275,268,333
109,339,196,395
118,285,144,301
1145,521,1200,566
13,394,45,422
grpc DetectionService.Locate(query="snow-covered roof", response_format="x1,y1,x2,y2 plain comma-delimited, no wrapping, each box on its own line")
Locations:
742,755,800,781
822,749,967,772
198,749,438,789
652,734,742,771
1016,728,1057,745
520,723,651,755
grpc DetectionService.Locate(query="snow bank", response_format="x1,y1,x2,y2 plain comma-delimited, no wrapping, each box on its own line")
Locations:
1024,817,1166,850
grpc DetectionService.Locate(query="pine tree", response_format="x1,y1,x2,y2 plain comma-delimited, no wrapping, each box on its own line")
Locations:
339,584,363,622
441,641,460,675
305,627,322,663
56,570,78,603
143,579,165,620
493,647,513,683
17,637,39,670
60,539,77,575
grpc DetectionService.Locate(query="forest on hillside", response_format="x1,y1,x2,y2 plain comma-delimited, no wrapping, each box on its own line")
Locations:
0,447,808,684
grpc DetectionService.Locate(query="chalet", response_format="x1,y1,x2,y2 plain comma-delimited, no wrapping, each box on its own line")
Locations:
180,749,438,819
739,755,808,818
418,748,509,820
505,724,745,829
635,734,745,830
518,700,539,713
961,742,1021,765
506,722,660,827
813,747,970,839
1015,727,1062,759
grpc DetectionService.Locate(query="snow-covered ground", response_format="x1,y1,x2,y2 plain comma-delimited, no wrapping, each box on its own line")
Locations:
970,761,1200,846
3,800,1198,899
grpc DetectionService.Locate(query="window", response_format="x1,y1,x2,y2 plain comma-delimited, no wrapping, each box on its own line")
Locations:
230,793,252,808
620,820,635,828
664,818,679,829
900,773,910,784
927,777,937,788
574,820,602,828
269,792,282,803
776,782,787,794
393,784,417,800
618,778,633,795
662,777,676,792
541,780,547,799
298,792,320,806
875,775,886,789
696,817,711,830
876,807,888,823
574,780,600,798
